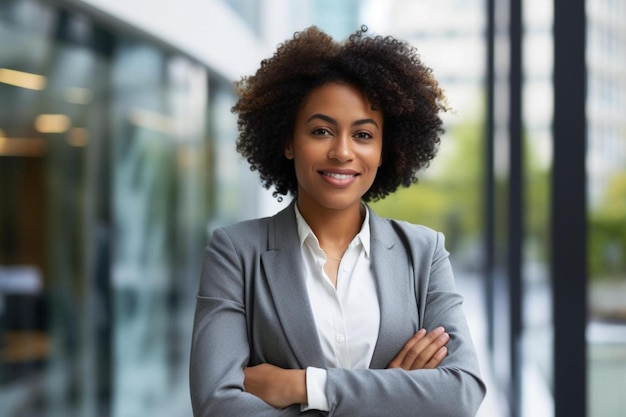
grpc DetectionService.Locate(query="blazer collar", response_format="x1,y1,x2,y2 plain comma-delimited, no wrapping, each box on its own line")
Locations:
260,201,327,369
368,208,414,368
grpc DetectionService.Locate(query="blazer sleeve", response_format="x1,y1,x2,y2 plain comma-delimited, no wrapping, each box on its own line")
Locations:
189,227,324,417
322,230,486,417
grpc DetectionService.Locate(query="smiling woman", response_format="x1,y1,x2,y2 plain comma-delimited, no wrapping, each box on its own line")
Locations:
190,25,486,417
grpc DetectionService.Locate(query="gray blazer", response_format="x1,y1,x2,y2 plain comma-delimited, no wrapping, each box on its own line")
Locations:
190,202,486,416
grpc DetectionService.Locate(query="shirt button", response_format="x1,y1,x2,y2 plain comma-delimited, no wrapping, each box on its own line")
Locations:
336,334,345,344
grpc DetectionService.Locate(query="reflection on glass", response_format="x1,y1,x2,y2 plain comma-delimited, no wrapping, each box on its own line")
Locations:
110,41,210,417
0,68,47,90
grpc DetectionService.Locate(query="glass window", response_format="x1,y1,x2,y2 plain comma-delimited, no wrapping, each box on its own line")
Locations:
587,1,626,416
0,2,212,416
520,0,554,415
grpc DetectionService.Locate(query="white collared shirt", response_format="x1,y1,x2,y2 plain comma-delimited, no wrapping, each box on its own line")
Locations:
295,204,380,412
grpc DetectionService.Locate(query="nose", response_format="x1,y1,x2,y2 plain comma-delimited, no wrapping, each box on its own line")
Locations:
328,134,354,162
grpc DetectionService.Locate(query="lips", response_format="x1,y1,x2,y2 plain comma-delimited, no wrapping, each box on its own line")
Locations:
318,170,359,187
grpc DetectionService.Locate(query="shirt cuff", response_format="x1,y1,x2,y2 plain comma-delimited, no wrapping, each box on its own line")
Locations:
300,367,329,412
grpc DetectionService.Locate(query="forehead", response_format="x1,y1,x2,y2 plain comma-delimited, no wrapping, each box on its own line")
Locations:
297,82,382,123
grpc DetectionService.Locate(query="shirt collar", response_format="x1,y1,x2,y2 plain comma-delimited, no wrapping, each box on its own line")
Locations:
294,203,371,257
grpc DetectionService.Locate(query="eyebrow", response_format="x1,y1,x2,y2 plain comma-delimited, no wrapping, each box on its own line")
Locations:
305,113,380,129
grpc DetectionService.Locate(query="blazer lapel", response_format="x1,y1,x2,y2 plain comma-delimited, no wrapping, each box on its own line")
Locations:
368,209,417,368
260,203,327,369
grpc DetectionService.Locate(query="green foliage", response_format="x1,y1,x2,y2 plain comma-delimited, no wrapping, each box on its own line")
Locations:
589,173,626,281
523,133,551,263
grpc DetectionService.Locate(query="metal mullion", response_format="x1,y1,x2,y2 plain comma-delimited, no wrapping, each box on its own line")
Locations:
552,0,587,416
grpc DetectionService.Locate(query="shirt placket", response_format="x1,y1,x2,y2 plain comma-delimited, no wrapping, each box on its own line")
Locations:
333,243,359,368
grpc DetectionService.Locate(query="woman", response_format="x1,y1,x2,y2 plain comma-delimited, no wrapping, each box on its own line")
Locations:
190,26,486,416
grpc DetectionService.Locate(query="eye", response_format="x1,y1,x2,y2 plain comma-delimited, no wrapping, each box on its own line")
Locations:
354,131,373,140
312,128,332,136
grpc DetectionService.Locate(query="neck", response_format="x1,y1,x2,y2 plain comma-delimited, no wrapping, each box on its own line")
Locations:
296,200,365,253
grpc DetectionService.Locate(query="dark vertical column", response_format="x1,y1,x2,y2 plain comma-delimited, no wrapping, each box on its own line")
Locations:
508,0,523,416
552,1,587,416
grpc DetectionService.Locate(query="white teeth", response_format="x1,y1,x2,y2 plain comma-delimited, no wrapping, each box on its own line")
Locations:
324,172,354,180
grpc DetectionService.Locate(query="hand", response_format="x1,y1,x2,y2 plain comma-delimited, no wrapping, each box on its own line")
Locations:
244,363,307,408
387,326,449,370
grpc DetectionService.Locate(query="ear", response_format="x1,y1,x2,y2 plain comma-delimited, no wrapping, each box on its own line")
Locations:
284,141,294,159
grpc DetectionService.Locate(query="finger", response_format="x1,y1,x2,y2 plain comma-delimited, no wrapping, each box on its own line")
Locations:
397,327,448,369
406,329,449,369
389,327,445,369
387,329,427,368
424,346,448,369
398,326,444,368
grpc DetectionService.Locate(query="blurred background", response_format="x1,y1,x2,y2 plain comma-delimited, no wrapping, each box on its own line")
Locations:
0,0,623,416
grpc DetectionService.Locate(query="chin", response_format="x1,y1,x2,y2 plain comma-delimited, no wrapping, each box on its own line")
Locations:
319,195,362,211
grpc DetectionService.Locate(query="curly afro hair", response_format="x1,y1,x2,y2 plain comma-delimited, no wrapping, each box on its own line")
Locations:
232,25,448,202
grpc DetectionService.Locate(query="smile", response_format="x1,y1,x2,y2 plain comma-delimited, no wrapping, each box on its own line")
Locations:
321,171,358,180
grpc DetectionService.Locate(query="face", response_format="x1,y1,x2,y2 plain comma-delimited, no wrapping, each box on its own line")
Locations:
285,82,383,214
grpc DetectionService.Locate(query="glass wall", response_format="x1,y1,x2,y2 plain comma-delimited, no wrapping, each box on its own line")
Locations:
0,1,218,415
521,1,554,416
586,1,626,416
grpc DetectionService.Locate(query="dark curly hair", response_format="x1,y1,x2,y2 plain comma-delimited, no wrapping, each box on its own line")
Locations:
232,25,448,202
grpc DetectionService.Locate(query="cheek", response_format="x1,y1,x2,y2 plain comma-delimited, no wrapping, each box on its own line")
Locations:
371,145,383,168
